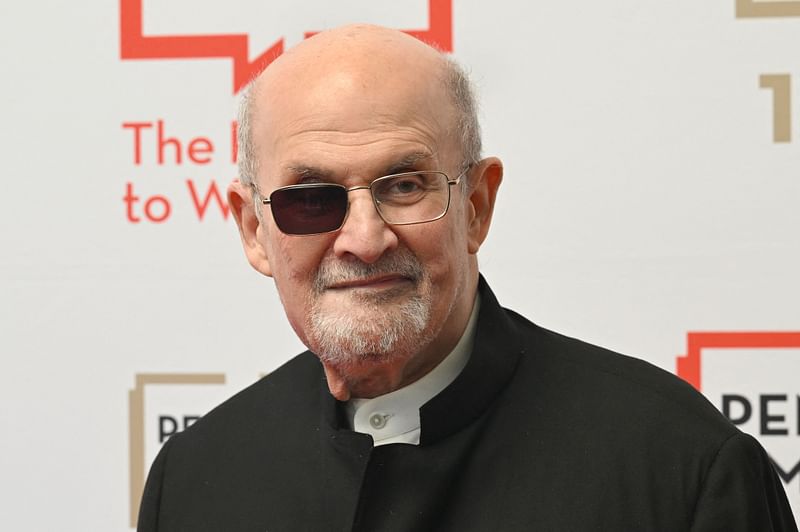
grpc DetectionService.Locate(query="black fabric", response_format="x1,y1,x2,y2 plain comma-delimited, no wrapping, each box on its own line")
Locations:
137,278,797,531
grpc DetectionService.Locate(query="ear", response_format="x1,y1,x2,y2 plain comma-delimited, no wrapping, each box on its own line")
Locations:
227,179,273,277
465,157,503,254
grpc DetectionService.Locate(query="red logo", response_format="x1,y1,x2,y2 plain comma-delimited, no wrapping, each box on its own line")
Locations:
119,0,454,94
676,331,800,390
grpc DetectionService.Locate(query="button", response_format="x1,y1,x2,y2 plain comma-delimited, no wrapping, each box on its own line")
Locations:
369,413,389,429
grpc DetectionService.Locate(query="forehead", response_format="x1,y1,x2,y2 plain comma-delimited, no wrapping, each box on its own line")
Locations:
250,45,459,183
264,124,447,184
284,150,437,180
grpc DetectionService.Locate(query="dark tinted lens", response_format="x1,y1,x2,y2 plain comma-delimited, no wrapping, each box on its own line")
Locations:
269,185,348,235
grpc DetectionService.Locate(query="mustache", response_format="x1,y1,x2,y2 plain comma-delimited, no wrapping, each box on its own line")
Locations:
313,249,424,292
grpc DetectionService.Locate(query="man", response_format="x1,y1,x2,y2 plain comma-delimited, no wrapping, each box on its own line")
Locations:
138,24,797,531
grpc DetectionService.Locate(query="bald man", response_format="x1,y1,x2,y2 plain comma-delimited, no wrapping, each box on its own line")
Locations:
137,25,797,532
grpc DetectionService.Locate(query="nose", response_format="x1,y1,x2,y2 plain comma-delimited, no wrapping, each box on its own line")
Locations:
332,190,398,263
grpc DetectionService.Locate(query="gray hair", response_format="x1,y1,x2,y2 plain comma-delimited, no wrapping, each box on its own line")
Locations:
442,56,482,173
236,54,482,189
237,84,258,188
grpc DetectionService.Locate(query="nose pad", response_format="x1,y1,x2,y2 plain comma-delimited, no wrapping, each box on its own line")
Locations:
332,190,398,263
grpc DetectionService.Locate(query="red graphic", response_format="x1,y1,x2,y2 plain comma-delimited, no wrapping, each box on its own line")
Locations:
120,0,454,94
676,332,800,391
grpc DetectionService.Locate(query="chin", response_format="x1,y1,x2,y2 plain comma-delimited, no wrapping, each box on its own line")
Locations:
308,293,434,368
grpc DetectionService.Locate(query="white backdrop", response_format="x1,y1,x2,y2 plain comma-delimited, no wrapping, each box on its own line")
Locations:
1,0,798,529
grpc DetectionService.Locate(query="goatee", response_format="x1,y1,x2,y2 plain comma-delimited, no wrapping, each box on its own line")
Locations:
308,249,433,367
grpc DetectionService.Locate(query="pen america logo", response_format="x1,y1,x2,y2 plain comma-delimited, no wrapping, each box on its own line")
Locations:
119,0,455,94
676,331,800,518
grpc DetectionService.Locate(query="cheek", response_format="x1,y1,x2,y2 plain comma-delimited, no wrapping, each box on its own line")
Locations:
408,219,470,285
263,232,323,300
268,232,330,282
267,235,334,345
430,213,474,301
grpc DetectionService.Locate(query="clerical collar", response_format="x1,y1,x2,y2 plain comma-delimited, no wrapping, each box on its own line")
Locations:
344,293,481,446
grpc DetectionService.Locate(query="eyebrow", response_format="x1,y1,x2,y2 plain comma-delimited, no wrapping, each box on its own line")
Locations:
383,151,435,175
283,151,435,183
284,165,333,182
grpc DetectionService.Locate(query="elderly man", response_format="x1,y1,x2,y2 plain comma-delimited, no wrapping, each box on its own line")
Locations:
137,24,797,531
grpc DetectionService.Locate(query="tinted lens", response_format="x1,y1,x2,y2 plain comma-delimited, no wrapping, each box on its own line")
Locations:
269,185,348,234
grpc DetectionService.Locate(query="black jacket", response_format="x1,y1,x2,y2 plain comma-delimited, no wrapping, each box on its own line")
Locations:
138,278,797,531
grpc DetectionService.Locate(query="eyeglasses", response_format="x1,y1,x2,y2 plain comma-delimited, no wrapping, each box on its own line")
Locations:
255,168,468,235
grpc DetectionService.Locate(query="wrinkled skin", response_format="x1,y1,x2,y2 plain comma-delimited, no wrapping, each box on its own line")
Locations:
228,24,502,400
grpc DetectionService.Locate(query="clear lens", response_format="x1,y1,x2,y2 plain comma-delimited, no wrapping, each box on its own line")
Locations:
372,172,450,224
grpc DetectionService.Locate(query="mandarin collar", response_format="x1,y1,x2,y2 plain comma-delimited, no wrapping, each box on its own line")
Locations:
320,276,524,447
343,294,480,445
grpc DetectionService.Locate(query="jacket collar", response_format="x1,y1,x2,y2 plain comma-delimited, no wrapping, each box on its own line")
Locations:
319,275,523,446
419,276,523,444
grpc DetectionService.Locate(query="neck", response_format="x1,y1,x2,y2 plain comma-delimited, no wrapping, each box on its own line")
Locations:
322,354,444,401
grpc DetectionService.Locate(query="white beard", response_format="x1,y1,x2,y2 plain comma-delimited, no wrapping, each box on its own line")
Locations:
307,249,433,367
310,293,431,366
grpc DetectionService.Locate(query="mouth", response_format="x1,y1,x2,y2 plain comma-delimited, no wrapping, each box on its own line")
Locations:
327,274,413,291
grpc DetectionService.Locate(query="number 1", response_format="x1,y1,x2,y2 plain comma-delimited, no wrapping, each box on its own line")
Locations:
760,74,792,143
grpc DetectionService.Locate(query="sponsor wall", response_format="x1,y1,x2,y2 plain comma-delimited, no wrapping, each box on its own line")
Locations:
1,0,798,529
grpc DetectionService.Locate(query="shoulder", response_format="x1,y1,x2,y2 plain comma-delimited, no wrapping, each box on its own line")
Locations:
478,307,795,531
138,352,331,529
502,307,738,443
167,351,324,452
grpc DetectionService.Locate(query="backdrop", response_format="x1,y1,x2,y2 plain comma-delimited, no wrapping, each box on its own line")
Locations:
1,1,798,529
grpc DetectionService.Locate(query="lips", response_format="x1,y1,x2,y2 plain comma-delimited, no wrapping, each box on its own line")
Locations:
313,248,424,294
327,274,411,290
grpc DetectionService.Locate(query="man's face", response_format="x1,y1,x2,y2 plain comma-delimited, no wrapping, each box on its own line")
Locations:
251,67,476,384
229,27,501,398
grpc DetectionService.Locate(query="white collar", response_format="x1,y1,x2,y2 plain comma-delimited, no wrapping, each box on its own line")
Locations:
344,294,480,446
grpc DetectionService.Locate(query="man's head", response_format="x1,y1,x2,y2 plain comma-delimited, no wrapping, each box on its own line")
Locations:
228,24,502,400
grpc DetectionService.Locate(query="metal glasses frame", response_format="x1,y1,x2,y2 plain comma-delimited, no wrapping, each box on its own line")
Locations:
254,167,470,236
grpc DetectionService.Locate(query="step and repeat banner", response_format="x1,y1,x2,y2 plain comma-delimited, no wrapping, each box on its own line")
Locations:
1,0,798,529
